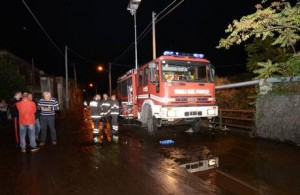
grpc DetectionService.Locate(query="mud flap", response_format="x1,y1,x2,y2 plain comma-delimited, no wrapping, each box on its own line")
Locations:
191,119,201,133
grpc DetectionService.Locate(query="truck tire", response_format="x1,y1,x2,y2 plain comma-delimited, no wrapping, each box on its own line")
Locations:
147,108,157,135
141,105,148,128
191,119,201,133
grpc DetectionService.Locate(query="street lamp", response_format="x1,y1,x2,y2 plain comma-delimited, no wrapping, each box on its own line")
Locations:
95,64,112,97
127,0,141,70
89,83,97,93
97,65,103,72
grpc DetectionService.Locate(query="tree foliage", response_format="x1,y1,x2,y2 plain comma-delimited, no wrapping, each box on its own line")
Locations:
217,0,300,78
0,58,27,101
253,60,282,78
245,37,290,72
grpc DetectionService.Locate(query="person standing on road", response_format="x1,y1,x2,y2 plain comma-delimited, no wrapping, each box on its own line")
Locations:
100,93,112,143
28,93,41,142
38,91,59,146
8,91,22,148
89,94,102,143
110,94,120,138
16,92,39,152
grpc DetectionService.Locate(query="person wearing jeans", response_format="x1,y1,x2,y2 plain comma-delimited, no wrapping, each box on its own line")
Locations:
19,124,38,152
16,92,39,152
38,91,59,146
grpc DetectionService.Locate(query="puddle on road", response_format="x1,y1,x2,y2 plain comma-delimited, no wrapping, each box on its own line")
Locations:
158,143,219,192
81,114,300,194
154,129,300,195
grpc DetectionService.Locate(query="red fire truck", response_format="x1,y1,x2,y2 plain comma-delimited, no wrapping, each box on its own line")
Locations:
117,51,218,134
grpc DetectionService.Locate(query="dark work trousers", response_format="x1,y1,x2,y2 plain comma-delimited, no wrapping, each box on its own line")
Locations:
92,118,100,133
40,115,57,143
13,117,19,145
0,111,7,125
92,118,102,143
111,115,118,134
100,116,110,127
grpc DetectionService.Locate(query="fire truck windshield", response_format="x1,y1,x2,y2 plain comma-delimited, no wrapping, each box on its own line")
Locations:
161,60,212,82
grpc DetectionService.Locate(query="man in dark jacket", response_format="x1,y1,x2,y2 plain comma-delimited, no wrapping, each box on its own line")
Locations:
89,94,102,143
8,91,22,147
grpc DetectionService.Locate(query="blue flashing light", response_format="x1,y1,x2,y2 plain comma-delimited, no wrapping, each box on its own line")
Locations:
163,51,174,56
193,53,204,58
163,51,204,58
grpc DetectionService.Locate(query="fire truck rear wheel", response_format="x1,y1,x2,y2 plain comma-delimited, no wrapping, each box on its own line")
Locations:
192,119,201,133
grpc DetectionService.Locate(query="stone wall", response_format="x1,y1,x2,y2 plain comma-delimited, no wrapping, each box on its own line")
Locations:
255,94,300,145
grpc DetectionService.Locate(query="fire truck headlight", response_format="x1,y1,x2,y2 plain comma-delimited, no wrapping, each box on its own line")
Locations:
208,159,216,166
167,98,176,103
208,97,215,101
167,110,176,117
207,109,216,115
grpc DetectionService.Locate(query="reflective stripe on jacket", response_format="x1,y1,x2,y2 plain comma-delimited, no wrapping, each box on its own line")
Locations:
90,99,101,118
110,100,119,115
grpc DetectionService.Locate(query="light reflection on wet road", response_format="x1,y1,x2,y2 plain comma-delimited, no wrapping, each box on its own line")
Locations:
0,111,215,195
1,110,299,195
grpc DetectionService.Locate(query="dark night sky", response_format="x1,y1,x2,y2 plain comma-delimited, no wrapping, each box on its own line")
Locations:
0,0,261,93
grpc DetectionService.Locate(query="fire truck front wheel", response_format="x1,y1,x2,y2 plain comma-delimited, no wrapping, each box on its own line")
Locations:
191,119,201,133
146,108,157,135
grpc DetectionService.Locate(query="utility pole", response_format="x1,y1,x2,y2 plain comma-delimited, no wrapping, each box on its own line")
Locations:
109,63,112,97
73,63,77,104
151,0,184,59
65,45,69,111
152,12,156,59
31,58,35,86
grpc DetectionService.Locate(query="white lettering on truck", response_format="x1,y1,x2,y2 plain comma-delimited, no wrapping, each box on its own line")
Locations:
174,89,210,95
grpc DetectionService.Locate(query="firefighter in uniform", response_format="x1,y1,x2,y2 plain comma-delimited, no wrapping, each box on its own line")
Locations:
100,93,112,142
110,95,119,141
89,94,102,143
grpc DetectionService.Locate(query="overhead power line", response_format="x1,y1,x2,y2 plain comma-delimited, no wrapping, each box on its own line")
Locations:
113,0,184,63
156,0,184,23
68,48,99,65
22,0,103,67
113,22,153,63
156,0,177,18
21,0,64,56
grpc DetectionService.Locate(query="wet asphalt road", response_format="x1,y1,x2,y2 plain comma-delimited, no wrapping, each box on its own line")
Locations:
1,109,300,195
0,110,215,195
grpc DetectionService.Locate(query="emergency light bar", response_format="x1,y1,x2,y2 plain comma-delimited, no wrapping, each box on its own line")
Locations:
163,51,204,58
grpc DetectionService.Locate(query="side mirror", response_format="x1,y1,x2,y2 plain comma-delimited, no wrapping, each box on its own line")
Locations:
148,62,156,69
211,68,215,77
210,66,215,82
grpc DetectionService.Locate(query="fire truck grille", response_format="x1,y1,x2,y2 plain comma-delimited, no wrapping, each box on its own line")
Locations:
185,111,202,116
172,96,212,103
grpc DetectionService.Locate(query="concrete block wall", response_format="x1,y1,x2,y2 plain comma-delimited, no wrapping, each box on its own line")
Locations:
255,94,300,145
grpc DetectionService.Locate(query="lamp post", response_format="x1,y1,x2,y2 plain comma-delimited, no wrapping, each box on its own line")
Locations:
127,0,141,70
97,65,112,96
